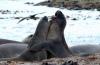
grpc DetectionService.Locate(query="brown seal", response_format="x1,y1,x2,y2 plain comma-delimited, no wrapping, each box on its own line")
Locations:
15,16,50,61
0,16,49,61
70,44,100,56
29,10,72,58
11,10,72,61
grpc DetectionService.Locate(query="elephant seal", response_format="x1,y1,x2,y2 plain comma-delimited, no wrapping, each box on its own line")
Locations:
26,16,50,48
9,10,72,61
0,43,27,59
0,16,50,61
70,44,100,56
0,15,49,60
15,16,50,61
20,17,51,61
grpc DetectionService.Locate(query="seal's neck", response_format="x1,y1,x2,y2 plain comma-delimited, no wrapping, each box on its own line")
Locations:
46,22,61,41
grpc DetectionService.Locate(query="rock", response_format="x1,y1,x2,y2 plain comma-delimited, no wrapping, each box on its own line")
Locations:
62,60,78,65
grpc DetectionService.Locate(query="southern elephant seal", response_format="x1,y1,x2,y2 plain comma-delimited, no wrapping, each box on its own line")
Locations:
0,16,49,59
0,16,50,61
0,34,33,59
15,16,51,61
70,44,100,56
10,10,72,61
0,43,27,59
29,10,72,58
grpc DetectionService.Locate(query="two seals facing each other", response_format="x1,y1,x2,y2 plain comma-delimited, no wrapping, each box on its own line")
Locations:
12,10,72,61
0,10,72,61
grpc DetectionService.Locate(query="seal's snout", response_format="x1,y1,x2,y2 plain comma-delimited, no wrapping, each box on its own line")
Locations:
55,10,64,18
54,10,66,31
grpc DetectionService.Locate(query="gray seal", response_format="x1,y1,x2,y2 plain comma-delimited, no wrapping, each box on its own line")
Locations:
0,11,72,61
0,16,50,61
70,44,100,56
0,43,27,59
13,10,72,61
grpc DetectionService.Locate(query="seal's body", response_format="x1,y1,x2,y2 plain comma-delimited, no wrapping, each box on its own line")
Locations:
15,11,72,61
70,44,100,55
29,10,72,58
0,16,49,61
0,43,27,58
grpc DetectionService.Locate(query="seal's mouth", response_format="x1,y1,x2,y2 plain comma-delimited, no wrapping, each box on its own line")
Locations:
49,10,66,28
45,10,66,39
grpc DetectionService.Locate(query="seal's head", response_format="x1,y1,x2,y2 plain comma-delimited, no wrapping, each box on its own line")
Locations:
47,10,66,40
34,16,50,39
51,10,66,32
27,16,50,48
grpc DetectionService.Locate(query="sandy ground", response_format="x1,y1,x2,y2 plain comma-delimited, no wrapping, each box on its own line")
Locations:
0,53,100,65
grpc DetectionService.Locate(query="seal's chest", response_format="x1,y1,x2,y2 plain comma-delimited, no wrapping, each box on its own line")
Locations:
47,23,61,40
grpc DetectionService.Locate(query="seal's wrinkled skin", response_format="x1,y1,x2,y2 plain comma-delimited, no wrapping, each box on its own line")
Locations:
15,16,50,61
27,16,50,48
